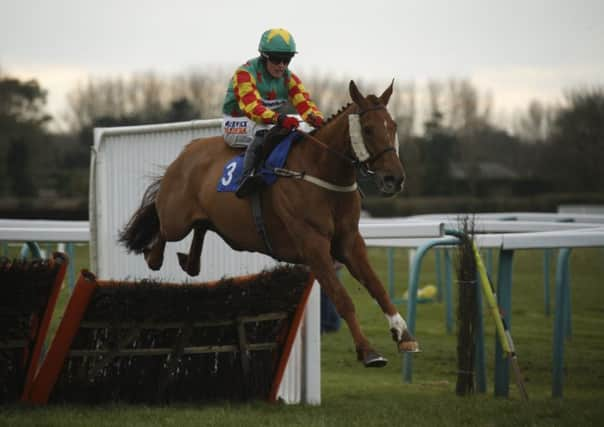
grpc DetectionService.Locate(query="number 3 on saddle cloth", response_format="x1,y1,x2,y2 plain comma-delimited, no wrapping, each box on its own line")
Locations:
217,131,302,193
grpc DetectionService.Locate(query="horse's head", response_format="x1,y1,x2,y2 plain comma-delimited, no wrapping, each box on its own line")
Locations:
348,80,405,196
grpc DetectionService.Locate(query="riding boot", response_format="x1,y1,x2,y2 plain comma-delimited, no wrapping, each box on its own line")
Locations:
235,130,266,198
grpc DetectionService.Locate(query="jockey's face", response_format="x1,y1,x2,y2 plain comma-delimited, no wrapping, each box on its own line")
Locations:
264,55,290,78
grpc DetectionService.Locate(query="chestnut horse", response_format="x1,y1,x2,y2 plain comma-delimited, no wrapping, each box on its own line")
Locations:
119,80,418,366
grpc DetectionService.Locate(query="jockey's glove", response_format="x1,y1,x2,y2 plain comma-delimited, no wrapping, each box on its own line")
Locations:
276,114,299,131
306,113,324,128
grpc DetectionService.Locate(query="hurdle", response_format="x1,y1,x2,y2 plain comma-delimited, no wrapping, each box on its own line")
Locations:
0,219,89,289
0,253,67,403
24,266,314,404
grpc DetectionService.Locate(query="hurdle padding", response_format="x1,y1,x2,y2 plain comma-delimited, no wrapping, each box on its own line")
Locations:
0,253,67,404
26,265,314,404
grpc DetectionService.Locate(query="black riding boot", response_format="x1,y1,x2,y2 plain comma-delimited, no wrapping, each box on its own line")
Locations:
235,130,266,198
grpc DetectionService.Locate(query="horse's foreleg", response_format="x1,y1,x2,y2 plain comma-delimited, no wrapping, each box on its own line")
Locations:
300,236,387,367
342,232,419,353
177,225,206,276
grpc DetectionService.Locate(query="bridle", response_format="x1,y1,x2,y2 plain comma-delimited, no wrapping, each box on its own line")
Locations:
298,104,398,176
350,105,398,176
274,104,400,193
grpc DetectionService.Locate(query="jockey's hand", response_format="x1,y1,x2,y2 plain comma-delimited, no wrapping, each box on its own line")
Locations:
306,113,324,128
277,114,299,131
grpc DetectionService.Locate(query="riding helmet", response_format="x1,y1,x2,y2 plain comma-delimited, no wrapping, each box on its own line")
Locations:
258,28,297,55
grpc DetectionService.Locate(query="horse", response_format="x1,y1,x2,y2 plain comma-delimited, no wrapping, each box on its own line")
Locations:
119,80,419,367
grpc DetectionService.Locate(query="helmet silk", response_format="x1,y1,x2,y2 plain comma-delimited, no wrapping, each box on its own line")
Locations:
258,28,297,54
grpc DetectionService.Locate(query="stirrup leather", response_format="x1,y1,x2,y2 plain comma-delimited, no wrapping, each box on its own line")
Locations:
235,173,261,198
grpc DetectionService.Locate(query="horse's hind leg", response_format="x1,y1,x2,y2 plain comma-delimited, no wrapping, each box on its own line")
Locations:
144,237,166,271
177,225,207,276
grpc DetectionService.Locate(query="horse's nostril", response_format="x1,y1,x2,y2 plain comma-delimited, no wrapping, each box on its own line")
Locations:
384,175,404,189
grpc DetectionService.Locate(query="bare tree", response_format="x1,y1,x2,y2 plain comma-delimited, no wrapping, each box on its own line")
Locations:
389,81,416,141
64,69,229,132
171,67,228,119
514,100,553,143
427,80,444,119
445,79,492,131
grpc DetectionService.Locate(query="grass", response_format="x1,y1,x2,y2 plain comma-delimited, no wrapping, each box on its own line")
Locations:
2,245,604,426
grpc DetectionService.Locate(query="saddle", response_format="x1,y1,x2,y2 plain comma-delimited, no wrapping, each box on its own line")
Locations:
217,127,302,193
217,127,302,254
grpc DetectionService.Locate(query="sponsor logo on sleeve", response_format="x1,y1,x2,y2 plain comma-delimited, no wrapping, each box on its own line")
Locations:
224,120,249,135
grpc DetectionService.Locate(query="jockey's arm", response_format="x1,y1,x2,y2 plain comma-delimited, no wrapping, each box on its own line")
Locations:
233,69,279,125
287,72,324,126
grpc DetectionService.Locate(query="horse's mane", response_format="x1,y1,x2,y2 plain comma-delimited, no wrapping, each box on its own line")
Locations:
325,102,354,124
311,95,383,135
310,102,353,135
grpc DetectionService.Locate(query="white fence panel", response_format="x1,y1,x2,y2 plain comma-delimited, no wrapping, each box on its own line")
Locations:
90,120,278,282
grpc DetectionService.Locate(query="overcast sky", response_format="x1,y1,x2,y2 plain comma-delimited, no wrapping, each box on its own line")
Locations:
1,0,603,130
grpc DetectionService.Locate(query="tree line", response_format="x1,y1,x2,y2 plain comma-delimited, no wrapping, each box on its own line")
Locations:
1,67,603,212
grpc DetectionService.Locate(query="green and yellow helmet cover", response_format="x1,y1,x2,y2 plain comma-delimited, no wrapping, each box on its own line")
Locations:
258,28,297,55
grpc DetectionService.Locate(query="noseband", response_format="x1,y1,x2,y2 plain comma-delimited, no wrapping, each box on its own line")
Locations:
349,105,398,175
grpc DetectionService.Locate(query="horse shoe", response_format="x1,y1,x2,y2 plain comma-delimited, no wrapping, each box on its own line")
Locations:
397,329,420,353
362,350,388,368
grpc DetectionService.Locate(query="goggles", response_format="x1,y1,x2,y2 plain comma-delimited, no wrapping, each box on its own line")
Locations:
263,53,293,65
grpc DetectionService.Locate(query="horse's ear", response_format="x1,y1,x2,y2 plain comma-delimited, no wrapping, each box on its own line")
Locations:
379,79,394,105
349,80,365,104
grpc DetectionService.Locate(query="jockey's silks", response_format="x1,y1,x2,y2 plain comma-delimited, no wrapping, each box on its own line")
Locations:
222,57,323,124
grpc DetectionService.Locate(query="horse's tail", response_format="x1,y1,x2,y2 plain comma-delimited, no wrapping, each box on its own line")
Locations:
118,177,161,253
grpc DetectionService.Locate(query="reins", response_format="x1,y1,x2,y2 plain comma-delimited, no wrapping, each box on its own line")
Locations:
296,129,356,165
274,129,358,193
273,104,397,193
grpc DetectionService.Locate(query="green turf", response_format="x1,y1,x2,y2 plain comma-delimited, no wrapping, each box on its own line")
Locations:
2,246,604,426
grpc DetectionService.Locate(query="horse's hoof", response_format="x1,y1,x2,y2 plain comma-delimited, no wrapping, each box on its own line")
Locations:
363,351,388,368
398,329,420,353
144,250,162,271
398,341,420,353
177,252,200,276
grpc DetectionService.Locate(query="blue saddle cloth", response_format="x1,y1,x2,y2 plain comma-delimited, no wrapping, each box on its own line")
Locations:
217,132,300,192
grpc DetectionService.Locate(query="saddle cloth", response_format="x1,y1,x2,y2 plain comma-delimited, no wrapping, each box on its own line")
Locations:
217,131,300,192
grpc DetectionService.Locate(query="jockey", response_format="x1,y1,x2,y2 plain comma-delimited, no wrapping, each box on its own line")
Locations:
222,28,325,198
